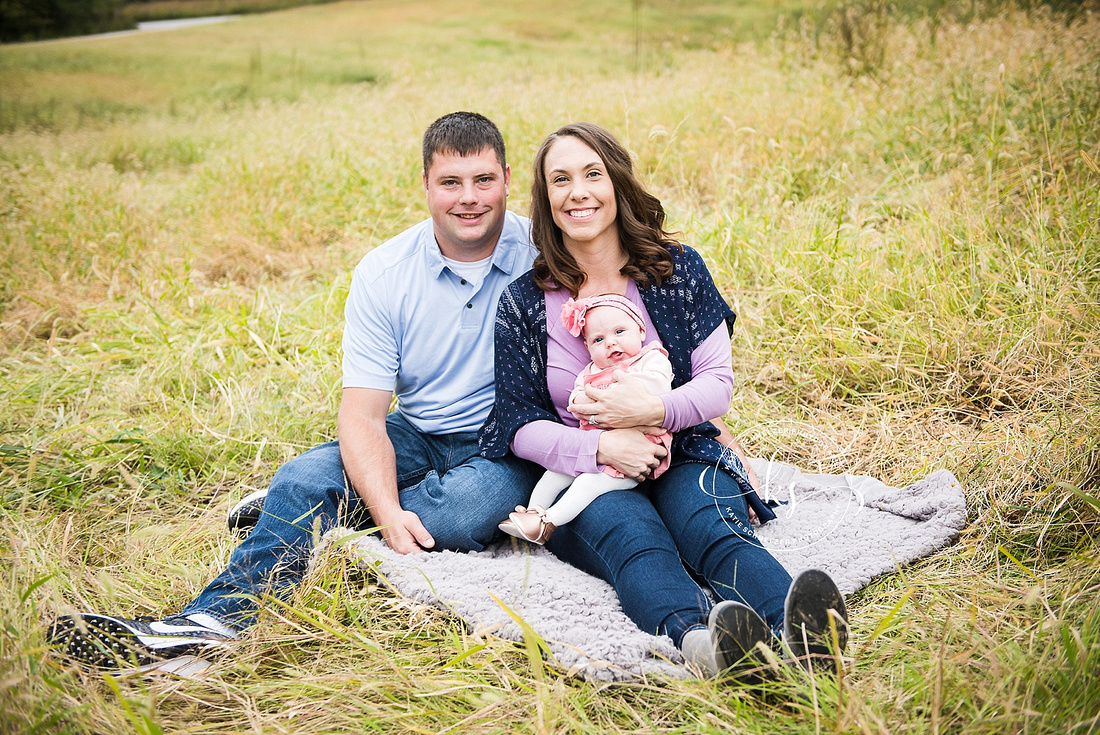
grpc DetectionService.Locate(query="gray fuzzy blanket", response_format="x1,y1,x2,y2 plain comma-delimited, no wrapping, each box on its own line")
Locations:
316,462,966,682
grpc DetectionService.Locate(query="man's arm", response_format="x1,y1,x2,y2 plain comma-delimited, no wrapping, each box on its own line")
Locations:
337,387,435,554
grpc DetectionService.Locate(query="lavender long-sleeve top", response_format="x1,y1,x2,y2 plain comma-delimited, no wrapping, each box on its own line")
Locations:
511,281,734,477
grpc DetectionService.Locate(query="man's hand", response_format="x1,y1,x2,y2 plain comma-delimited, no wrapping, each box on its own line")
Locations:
375,509,435,554
596,428,667,481
577,371,665,429
339,388,438,554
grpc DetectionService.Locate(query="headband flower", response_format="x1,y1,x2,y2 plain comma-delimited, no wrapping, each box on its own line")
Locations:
560,293,645,338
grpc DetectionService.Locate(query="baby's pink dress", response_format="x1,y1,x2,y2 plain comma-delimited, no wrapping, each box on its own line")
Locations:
569,342,674,479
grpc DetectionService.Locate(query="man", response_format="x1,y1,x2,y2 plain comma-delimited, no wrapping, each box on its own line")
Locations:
50,112,542,671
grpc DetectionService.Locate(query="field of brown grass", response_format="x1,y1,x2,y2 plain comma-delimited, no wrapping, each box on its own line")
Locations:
1,0,1098,732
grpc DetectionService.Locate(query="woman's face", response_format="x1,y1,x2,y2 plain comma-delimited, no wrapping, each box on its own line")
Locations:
543,135,618,251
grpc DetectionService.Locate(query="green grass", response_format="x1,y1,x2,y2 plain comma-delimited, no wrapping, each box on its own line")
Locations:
2,0,1099,732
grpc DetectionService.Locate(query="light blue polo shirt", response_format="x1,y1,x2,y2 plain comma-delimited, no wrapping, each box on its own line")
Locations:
342,211,535,434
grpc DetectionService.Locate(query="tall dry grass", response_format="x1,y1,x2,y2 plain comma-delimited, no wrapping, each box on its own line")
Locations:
1,0,1098,732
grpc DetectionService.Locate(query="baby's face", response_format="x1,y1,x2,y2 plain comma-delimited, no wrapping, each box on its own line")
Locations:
583,306,644,369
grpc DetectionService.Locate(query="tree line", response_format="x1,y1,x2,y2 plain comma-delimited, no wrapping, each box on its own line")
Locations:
1,0,129,42
1,0,344,43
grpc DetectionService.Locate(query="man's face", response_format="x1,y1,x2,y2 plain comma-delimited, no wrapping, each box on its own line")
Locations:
423,146,510,262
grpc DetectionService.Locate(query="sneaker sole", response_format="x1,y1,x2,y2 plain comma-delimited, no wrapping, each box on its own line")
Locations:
710,601,774,683
50,614,229,669
784,569,848,667
50,615,162,668
112,655,214,680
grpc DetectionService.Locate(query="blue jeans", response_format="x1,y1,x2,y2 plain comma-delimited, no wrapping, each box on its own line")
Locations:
181,413,540,629
546,460,792,647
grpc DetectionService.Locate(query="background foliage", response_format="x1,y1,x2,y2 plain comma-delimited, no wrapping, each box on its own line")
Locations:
0,0,341,43
0,0,126,43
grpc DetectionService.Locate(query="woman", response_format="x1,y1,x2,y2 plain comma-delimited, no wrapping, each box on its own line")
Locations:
480,122,848,678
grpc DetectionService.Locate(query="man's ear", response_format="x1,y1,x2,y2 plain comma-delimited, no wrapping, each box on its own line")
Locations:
504,163,511,196
422,170,428,190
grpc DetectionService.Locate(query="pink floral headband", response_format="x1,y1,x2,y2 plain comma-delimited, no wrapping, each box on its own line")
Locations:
560,294,645,338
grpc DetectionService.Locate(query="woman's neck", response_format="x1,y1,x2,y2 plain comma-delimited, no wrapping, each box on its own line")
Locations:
566,236,630,297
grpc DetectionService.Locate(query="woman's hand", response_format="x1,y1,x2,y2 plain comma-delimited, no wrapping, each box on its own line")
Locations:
596,428,667,481
574,371,666,430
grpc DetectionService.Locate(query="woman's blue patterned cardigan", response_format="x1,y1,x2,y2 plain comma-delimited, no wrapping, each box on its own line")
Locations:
479,245,777,523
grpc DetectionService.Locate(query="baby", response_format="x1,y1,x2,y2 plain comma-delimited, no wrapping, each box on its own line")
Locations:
499,293,674,544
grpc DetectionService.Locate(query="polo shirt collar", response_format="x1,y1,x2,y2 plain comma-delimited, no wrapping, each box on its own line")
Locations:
420,212,526,280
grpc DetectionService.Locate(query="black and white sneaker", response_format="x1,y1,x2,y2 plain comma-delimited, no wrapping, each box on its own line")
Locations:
783,569,849,670
227,488,267,533
49,613,235,669
709,600,776,683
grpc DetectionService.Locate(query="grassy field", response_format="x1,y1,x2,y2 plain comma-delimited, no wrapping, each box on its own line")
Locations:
2,0,1099,732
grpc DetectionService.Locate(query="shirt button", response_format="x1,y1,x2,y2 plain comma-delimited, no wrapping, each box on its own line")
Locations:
466,303,473,309
461,279,467,285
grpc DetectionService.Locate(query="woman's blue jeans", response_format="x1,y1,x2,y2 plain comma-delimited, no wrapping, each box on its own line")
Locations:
546,460,792,647
181,413,540,629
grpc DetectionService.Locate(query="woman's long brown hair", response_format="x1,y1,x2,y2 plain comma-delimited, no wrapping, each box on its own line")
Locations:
529,122,681,296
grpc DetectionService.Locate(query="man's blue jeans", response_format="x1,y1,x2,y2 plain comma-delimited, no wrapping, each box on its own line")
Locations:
181,413,540,629
546,460,793,647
